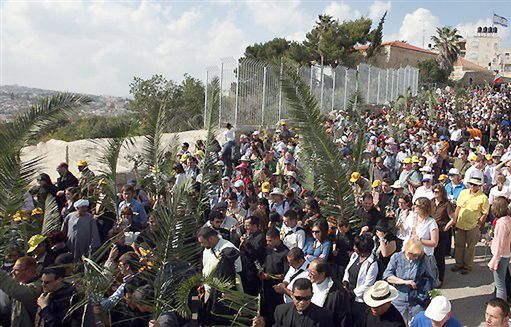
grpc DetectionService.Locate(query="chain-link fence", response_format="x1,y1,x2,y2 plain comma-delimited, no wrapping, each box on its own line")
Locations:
204,58,419,127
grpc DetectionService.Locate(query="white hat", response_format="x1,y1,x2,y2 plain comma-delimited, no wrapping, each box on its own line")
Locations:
448,168,460,176
468,170,484,185
422,174,433,182
270,187,285,197
285,171,298,179
419,166,432,173
390,180,404,189
425,296,451,321
252,130,259,136
74,199,90,209
363,281,399,308
233,180,245,188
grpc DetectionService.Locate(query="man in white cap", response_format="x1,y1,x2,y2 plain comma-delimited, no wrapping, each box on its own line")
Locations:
410,296,462,326
444,168,466,203
363,280,405,327
450,170,489,274
61,199,100,262
412,173,434,203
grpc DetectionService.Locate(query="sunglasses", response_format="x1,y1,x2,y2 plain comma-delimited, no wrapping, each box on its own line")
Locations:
433,190,440,193
312,230,321,234
294,295,312,302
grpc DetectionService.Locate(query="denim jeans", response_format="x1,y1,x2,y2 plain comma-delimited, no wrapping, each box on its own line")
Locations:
494,256,511,300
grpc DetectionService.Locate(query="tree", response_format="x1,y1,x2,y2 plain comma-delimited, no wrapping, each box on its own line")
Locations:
417,59,449,83
431,26,462,75
244,37,291,62
366,11,387,59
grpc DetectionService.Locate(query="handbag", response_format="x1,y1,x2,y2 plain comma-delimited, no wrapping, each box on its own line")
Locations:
408,256,433,307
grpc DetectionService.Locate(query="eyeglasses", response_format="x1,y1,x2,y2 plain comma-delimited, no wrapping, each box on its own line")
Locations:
433,190,440,193
41,280,55,285
312,230,321,234
294,295,312,302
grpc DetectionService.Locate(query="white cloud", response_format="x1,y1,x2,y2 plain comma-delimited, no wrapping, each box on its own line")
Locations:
323,2,361,22
1,1,248,96
246,0,310,34
456,18,510,40
368,1,391,21
397,8,439,48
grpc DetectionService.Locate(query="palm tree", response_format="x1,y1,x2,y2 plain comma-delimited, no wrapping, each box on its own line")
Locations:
431,26,462,75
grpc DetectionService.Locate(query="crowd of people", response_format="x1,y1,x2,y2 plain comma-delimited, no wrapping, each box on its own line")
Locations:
1,84,511,327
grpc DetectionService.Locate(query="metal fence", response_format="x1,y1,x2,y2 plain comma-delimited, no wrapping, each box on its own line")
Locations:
204,58,419,127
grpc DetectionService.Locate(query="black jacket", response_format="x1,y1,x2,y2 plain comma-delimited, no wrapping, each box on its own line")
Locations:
273,302,334,327
322,281,351,327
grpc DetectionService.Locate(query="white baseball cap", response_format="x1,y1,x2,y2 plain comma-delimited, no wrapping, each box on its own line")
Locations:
448,168,460,176
425,296,451,321
419,166,432,173
233,180,245,188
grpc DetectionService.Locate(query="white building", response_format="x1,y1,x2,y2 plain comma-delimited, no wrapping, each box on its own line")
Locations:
461,30,511,77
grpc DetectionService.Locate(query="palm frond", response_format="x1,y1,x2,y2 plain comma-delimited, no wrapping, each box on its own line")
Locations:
281,64,356,220
41,195,61,235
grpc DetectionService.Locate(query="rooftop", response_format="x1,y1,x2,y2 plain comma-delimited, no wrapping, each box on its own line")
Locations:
357,41,436,55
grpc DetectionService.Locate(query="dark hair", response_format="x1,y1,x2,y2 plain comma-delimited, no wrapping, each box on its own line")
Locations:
284,209,297,221
173,163,185,174
305,198,320,212
55,252,74,266
121,184,134,193
354,234,374,256
121,206,134,216
269,212,281,223
375,219,392,233
266,228,280,239
292,278,312,292
197,227,219,239
42,267,66,279
118,252,139,269
209,210,223,222
432,184,448,202
361,192,373,202
287,247,305,262
47,230,67,245
244,216,260,226
38,173,52,184
133,285,154,304
312,258,330,277
337,216,350,228
397,194,412,206
487,298,510,318
257,197,269,207
312,219,328,242
227,192,238,201
58,162,69,169
182,142,189,148
124,280,140,295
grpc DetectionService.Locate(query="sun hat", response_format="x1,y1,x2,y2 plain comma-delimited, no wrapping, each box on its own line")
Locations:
363,281,399,308
468,155,478,161
74,199,90,209
438,174,448,181
270,187,285,197
403,157,412,164
412,156,420,163
261,182,272,193
27,235,47,253
77,160,88,167
233,180,245,188
419,166,432,173
350,172,361,183
424,296,451,322
285,171,298,180
485,154,493,160
371,180,382,188
390,180,404,189
448,168,460,176
468,176,483,186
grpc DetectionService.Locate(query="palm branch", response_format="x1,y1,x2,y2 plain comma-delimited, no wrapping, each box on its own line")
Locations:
281,64,356,221
345,91,367,174
41,195,61,235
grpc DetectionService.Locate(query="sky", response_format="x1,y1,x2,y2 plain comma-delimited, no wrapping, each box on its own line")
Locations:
1,0,511,97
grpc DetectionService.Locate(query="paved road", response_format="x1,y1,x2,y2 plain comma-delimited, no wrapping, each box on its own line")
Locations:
441,242,494,327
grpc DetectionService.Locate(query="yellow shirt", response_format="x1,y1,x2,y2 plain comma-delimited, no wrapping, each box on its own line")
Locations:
456,189,490,230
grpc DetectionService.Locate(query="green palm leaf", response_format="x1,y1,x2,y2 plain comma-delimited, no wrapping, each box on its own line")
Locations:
41,195,61,235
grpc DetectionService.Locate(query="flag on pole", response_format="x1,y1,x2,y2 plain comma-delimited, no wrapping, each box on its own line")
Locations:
494,73,502,84
493,13,508,27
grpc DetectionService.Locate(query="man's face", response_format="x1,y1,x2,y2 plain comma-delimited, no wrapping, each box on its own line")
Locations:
227,198,238,209
283,216,296,228
198,236,212,249
404,163,412,170
362,198,373,211
370,302,390,317
78,166,84,172
56,165,66,176
211,218,223,229
375,158,384,168
122,190,133,202
431,313,450,327
307,263,325,284
41,273,61,293
118,261,130,276
266,236,279,248
244,220,257,234
12,260,34,283
292,288,313,313
381,182,391,193
486,305,508,327
287,256,301,269
450,174,460,183
124,292,136,309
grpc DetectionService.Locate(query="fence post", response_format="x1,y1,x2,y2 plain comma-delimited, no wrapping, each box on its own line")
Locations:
309,65,313,90
320,63,324,112
355,65,359,93
331,68,336,111
219,62,223,127
261,66,267,125
377,70,381,104
234,62,240,127
390,70,395,101
385,69,389,102
204,69,209,128
367,65,371,103
278,62,283,121
343,68,348,110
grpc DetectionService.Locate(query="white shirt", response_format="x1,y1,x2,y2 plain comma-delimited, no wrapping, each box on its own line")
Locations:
311,277,334,307
283,261,309,303
224,128,236,143
451,129,462,142
412,186,434,203
489,185,511,205
281,225,306,250
485,164,498,186
403,214,438,256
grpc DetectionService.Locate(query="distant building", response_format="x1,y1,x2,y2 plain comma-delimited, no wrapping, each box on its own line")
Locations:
358,41,437,69
461,30,511,78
